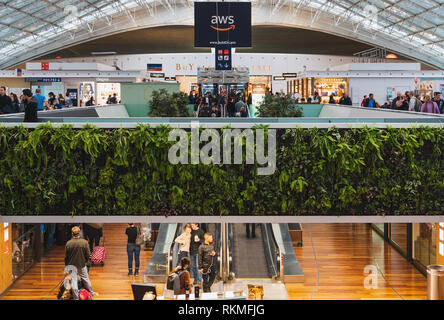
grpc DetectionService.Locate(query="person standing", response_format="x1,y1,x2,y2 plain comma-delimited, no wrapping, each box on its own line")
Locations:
0,86,12,114
47,92,58,110
65,92,72,108
361,95,367,107
58,94,66,108
190,223,204,284
174,224,192,264
339,94,352,105
312,91,321,103
246,223,256,239
364,93,376,108
433,92,444,114
64,226,94,300
421,95,440,114
126,223,141,276
174,257,193,295
22,89,38,123
234,97,247,116
34,88,48,111
407,92,418,111
199,233,217,293
227,97,236,117
10,93,21,113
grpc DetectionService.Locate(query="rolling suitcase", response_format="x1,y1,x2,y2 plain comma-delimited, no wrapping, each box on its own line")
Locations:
91,236,106,266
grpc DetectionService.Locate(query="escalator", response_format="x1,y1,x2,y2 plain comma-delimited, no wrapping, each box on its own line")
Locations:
144,222,302,299
231,224,272,279
222,223,285,299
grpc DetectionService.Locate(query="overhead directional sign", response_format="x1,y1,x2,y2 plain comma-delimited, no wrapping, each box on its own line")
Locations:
215,45,232,70
194,2,251,48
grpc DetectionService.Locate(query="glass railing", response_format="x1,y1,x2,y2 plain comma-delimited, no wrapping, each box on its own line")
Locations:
12,225,38,281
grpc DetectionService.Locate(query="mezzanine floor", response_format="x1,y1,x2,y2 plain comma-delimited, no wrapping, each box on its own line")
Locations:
0,223,427,300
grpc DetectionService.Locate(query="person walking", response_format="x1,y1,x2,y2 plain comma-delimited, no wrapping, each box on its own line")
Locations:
199,233,217,293
126,223,141,276
190,223,204,285
175,224,192,265
22,89,38,123
421,95,440,114
10,93,21,113
64,226,94,300
83,223,103,253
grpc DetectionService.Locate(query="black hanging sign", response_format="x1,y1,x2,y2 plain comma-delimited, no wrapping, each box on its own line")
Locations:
194,2,251,48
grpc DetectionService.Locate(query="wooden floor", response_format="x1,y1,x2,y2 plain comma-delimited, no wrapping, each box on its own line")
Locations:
286,224,427,300
1,223,427,300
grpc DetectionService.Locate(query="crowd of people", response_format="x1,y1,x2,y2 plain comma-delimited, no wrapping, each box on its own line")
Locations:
0,87,122,119
290,89,444,114
0,87,75,115
190,91,251,118
359,91,444,114
173,223,216,294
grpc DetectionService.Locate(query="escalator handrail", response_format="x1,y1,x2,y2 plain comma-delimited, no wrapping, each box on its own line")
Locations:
167,224,183,275
227,223,234,279
262,224,283,280
271,224,284,280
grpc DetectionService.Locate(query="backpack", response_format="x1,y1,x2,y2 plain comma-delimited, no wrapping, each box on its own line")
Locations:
167,270,185,295
79,289,92,300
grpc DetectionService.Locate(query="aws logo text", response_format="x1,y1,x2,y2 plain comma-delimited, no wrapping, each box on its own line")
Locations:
210,15,235,31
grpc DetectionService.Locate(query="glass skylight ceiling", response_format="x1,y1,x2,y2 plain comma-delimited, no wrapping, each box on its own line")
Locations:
0,0,442,68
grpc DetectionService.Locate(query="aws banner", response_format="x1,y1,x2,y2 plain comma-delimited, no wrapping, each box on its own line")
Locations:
194,2,251,48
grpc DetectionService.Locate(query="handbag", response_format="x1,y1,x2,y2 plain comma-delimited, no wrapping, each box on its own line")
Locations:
135,225,144,246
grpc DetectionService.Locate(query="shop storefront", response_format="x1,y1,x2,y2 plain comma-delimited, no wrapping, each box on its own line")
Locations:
176,75,198,94
97,82,121,105
290,77,348,103
313,77,348,103
417,78,444,98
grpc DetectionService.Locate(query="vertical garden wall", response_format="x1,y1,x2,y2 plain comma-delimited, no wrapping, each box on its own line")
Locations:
0,124,442,216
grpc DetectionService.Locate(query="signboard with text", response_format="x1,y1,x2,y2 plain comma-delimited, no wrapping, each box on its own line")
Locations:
150,73,165,78
194,2,251,48
25,78,61,82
